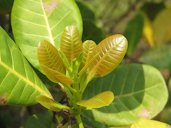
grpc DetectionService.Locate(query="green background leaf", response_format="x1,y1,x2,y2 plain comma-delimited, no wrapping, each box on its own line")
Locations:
0,0,13,14
76,1,105,43
12,0,82,70
25,111,54,128
82,64,168,126
124,13,144,54
140,45,171,70
153,8,171,44
0,27,52,105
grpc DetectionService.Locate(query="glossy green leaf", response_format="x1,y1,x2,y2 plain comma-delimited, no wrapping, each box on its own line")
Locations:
82,40,96,66
40,65,73,85
37,95,70,111
77,91,114,109
60,26,83,61
83,64,168,126
38,40,65,73
86,34,127,78
0,27,52,105
11,0,82,70
124,13,144,54
131,119,171,128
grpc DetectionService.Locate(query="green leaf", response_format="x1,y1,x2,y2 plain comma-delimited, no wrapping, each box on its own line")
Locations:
84,34,127,78
82,20,105,43
37,95,70,111
38,40,65,73
160,107,171,125
82,40,96,66
153,8,171,44
40,65,73,85
25,111,54,128
81,114,107,128
0,0,13,14
82,64,168,126
77,91,114,109
76,1,95,22
76,1,105,43
124,13,144,54
60,26,83,61
11,0,82,70
140,45,171,70
0,27,52,105
131,118,171,128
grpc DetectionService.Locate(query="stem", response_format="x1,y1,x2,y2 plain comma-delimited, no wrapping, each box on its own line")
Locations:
75,114,84,128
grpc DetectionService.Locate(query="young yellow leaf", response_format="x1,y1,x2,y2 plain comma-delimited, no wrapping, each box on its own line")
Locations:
82,40,97,66
41,65,73,85
143,15,155,47
77,91,114,109
38,40,65,73
88,34,128,77
60,26,82,61
37,95,70,112
131,118,171,128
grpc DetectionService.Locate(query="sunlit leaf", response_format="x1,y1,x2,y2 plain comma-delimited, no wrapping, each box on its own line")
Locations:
12,0,82,70
38,40,65,73
82,40,96,66
60,26,83,61
153,8,171,43
87,34,127,78
83,64,168,126
37,95,70,112
0,27,52,105
131,118,171,128
40,65,73,85
143,15,155,47
77,91,114,109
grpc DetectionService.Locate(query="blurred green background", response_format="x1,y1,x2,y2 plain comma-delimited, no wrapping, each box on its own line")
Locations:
1,0,171,127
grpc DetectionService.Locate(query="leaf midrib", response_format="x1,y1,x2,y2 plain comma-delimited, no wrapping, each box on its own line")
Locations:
115,83,161,99
0,61,51,98
40,0,55,45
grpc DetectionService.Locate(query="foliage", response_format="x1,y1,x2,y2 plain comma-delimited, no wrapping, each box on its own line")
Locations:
0,0,171,128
